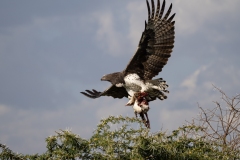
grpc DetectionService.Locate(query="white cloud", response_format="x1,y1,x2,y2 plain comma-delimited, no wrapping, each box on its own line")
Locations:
0,104,10,116
181,65,208,89
1,0,239,155
170,65,211,103
165,58,240,112
153,57,240,131
126,1,146,50
173,0,240,35
93,11,126,56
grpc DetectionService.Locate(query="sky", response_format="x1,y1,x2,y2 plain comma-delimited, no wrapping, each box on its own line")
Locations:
0,0,240,154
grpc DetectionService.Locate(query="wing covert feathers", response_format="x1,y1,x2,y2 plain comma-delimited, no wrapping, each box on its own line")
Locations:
125,0,175,80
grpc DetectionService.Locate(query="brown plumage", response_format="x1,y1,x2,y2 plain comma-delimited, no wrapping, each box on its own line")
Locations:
124,0,175,80
81,0,175,128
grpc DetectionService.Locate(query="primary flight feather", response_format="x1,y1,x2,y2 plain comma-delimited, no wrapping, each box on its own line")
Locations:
81,0,175,128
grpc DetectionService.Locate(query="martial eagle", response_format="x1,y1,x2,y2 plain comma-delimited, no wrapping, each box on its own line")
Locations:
81,0,175,128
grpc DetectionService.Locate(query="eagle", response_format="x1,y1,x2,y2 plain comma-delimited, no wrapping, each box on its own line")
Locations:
81,0,175,128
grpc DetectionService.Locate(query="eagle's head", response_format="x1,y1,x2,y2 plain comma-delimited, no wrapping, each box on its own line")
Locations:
101,72,124,86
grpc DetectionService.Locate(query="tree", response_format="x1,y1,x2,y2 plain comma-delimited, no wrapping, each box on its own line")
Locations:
188,85,240,157
1,87,239,159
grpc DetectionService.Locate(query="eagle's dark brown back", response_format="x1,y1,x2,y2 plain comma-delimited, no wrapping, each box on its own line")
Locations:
124,0,175,80
81,0,175,99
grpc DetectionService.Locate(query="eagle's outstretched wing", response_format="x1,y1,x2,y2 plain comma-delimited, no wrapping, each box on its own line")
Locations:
81,85,128,99
124,0,175,80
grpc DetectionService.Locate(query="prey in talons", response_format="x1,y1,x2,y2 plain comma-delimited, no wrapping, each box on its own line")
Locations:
127,92,151,128
81,0,175,130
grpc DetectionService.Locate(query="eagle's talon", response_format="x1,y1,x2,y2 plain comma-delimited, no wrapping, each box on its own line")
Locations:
142,120,150,128
126,96,135,106
145,120,150,128
81,0,175,132
125,102,133,106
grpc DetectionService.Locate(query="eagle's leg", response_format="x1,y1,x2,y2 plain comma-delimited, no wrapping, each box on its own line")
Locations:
135,112,138,118
144,112,150,129
139,112,146,123
140,112,150,128
126,95,136,106
135,92,150,128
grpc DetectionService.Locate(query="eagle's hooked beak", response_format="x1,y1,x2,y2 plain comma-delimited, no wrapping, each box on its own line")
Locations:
101,75,107,81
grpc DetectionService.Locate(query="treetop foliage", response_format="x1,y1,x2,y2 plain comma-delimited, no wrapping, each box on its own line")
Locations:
0,86,239,159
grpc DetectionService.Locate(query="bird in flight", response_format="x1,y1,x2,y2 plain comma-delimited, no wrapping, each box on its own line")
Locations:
81,0,175,128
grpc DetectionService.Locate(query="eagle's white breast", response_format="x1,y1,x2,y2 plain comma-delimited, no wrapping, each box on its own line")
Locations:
123,73,145,96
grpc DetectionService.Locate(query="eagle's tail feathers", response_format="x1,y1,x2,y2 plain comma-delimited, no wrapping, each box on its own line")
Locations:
147,78,168,90
158,93,167,100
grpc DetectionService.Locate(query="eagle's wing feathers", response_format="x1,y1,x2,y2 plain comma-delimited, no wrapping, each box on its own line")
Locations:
124,0,175,80
81,85,128,99
80,89,102,99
